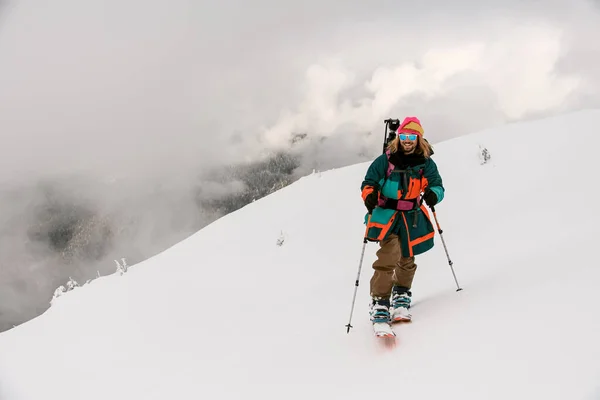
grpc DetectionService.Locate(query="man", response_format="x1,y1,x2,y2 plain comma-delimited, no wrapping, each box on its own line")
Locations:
360,116,445,335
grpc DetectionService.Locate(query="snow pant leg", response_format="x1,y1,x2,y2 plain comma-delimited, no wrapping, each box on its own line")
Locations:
393,256,417,290
370,234,401,298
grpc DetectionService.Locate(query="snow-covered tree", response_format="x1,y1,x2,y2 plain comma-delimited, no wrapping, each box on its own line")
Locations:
276,231,285,247
50,285,67,306
115,258,128,275
479,145,491,165
65,277,79,291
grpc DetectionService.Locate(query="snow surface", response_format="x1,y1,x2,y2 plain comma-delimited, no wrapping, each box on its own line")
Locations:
2,110,600,400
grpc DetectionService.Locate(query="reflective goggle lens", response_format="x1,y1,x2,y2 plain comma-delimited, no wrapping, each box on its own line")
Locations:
399,134,417,141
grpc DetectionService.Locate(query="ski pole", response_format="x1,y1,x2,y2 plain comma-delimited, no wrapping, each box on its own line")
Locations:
430,206,463,292
346,214,372,333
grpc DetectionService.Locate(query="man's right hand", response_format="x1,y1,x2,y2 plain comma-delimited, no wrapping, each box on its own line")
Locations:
364,191,378,213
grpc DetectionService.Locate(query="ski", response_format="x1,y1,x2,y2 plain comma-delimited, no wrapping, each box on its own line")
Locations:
391,315,412,323
372,322,395,338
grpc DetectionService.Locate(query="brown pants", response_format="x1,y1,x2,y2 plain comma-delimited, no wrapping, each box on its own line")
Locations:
370,234,416,298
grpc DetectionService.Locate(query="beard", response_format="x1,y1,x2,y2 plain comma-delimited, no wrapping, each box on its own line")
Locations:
401,142,416,153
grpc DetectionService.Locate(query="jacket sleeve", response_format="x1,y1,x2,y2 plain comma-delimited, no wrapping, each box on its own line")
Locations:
360,154,387,201
423,158,445,203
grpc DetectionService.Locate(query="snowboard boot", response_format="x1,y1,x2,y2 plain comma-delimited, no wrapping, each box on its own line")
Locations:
369,296,391,324
390,286,412,322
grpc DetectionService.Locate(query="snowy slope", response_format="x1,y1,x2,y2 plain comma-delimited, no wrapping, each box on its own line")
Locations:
1,110,600,400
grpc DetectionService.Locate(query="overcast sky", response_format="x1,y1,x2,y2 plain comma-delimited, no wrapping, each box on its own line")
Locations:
0,0,599,182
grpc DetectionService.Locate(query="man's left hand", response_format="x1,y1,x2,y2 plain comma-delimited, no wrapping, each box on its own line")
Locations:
423,189,438,207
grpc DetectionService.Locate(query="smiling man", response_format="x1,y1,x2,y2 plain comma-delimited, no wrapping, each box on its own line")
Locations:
360,117,445,337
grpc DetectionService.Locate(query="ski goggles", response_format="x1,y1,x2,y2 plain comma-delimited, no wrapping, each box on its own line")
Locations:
399,133,418,141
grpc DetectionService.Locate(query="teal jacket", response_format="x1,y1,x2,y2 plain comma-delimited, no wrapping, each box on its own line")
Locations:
360,150,445,257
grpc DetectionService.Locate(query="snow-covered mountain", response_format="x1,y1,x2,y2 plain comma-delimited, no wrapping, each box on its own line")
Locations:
1,110,600,400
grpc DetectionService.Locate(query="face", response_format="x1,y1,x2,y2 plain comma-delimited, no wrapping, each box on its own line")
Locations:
399,133,418,154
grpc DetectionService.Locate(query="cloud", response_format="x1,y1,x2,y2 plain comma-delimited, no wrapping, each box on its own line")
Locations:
1,0,599,173
259,14,591,149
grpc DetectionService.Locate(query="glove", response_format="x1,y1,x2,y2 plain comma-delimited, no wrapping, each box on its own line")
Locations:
423,189,438,207
364,191,378,213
